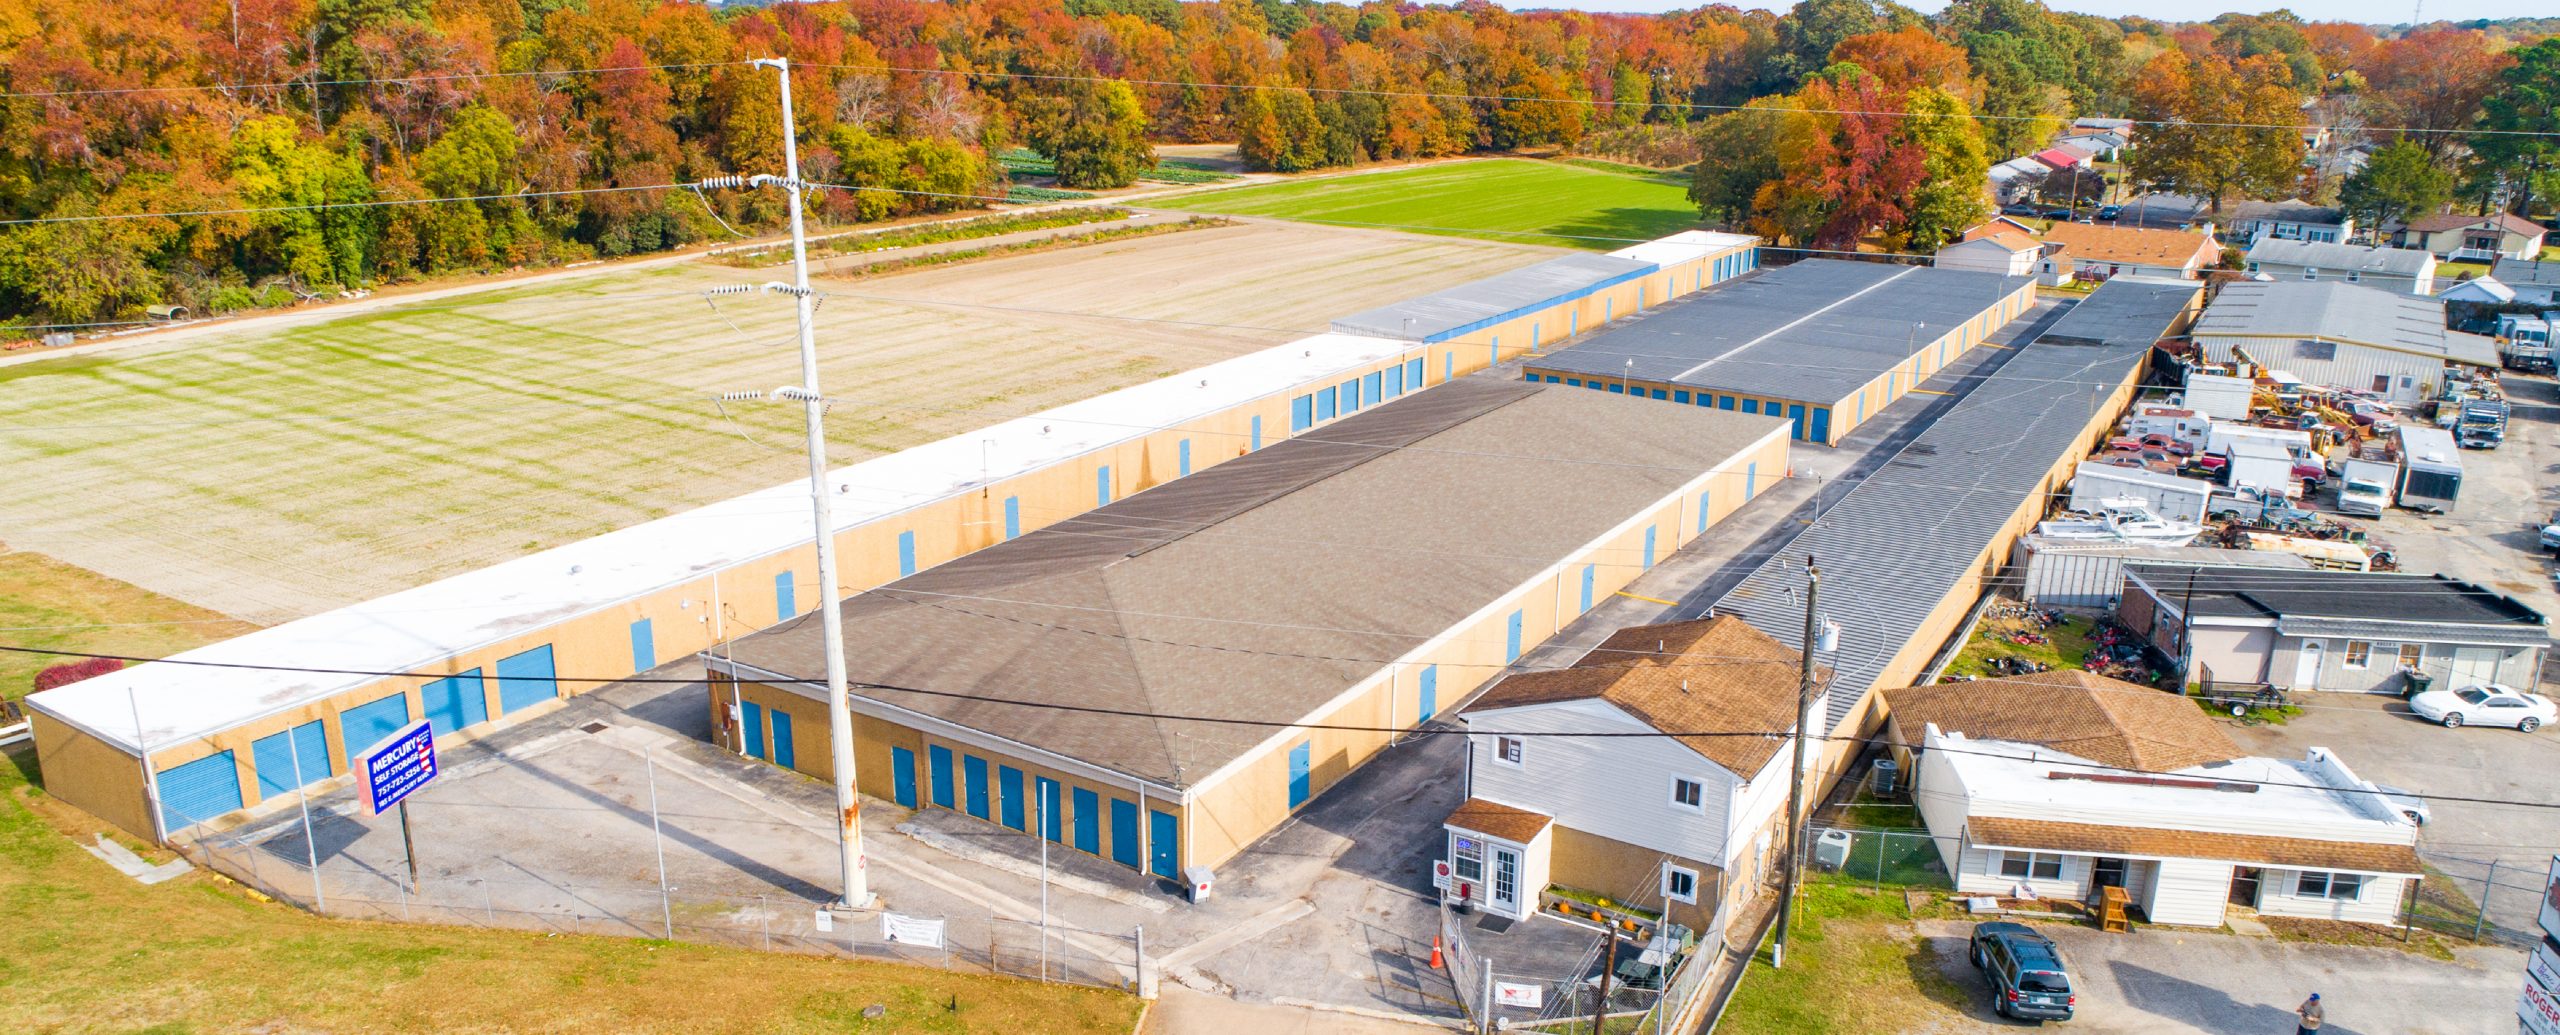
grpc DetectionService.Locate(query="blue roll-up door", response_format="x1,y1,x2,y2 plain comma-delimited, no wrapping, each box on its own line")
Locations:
1250,415,1262,451
340,692,412,766
495,645,557,715
1741,399,1758,414
1651,388,1668,400
1110,798,1140,868
892,747,918,808
1288,741,1311,808
420,669,487,738
1407,357,1423,389
1362,371,1382,406
1149,809,1179,879
1178,438,1191,477
1719,395,1735,410
929,746,955,809
1038,777,1063,842
629,618,655,672
1674,390,1691,404
740,701,765,760
1505,610,1524,663
769,709,794,769
1442,352,1452,382
1580,564,1596,613
1418,665,1438,720
1608,383,1624,394
898,531,917,577
1643,527,1658,569
1384,364,1403,399
251,720,331,799
775,571,796,620
1073,788,1101,854
1788,403,1807,439
1004,496,1021,539
998,765,1026,831
1291,394,1314,432
157,750,244,832
1096,466,1112,507
1746,462,1759,500
1697,491,1712,533
1810,408,1831,443
963,755,990,819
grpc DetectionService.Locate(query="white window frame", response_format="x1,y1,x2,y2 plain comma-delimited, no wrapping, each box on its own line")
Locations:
2294,870,2365,901
1662,864,1700,904
1493,736,1524,767
1669,776,1706,813
1997,851,2065,881
2396,643,2423,670
1452,834,1485,884
2344,640,2372,670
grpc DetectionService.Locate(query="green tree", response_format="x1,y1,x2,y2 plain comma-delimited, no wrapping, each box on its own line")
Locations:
2340,140,2452,231
1898,87,1990,250
2473,37,2560,217
1688,101,1789,227
229,117,376,288
1235,87,1327,172
1023,80,1156,189
410,106,529,270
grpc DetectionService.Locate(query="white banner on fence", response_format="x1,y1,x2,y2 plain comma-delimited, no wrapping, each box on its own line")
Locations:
883,912,945,948
1495,982,1543,1009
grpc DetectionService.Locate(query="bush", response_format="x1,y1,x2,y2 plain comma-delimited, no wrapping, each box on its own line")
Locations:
209,286,258,313
32,657,124,694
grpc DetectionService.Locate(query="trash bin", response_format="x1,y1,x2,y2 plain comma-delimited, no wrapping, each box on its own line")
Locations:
2402,671,2433,700
1183,865,1214,903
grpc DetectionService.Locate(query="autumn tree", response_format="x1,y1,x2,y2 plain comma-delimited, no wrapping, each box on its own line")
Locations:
2125,50,2305,212
1829,27,1970,97
1023,79,1155,188
1747,75,1924,249
1898,86,1990,250
2340,140,2452,231
2357,30,2512,161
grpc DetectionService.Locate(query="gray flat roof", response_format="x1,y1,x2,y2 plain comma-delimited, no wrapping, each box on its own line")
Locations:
713,378,1789,788
1331,253,1659,343
2243,239,2434,277
2493,257,2560,288
1522,259,2029,404
2124,564,2546,646
2196,281,2498,366
1710,277,2203,732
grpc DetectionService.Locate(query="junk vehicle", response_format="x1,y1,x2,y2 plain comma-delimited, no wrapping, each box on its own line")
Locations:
2395,426,2461,514
2497,313,2554,373
2457,399,2509,450
2335,459,2397,518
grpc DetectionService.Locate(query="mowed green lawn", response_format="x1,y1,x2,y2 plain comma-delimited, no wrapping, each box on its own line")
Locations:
0,746,1139,1034
1155,158,1701,249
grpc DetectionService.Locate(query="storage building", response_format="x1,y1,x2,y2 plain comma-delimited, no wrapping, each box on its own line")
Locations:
2066,461,2214,523
1331,231,1758,363
2192,281,2498,403
701,379,1793,883
2118,564,2547,693
1518,259,2037,444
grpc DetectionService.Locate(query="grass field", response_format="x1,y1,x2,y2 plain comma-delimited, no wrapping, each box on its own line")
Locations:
0,746,1138,1034
0,548,258,702
1154,157,1701,249
0,221,1551,623
1719,885,1970,1035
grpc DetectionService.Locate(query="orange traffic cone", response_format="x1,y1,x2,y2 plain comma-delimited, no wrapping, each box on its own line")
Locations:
1429,935,1444,969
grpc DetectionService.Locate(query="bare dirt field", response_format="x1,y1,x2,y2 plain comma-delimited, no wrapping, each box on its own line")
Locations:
0,221,1553,623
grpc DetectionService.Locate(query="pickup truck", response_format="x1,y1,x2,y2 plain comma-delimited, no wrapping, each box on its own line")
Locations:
2208,488,2316,527
2542,509,2560,556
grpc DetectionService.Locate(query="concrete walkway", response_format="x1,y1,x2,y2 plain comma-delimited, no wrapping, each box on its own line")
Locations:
1142,986,1451,1034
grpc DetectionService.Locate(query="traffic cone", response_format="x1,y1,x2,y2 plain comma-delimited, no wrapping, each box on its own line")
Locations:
1429,935,1443,969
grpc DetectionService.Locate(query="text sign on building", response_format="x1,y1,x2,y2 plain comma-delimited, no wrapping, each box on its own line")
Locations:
1494,982,1544,1009
2530,938,2560,997
2524,980,2560,1035
2542,855,2560,941
358,719,438,816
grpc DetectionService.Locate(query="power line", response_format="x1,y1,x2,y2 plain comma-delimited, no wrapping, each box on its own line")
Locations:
0,182,692,228
0,60,754,101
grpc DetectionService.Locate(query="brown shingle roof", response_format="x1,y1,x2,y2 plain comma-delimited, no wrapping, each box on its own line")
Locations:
1882,671,2243,774
2039,222,2219,270
1467,616,1826,777
1966,816,2422,875
1444,798,1553,843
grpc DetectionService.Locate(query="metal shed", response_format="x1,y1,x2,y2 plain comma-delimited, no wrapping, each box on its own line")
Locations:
2011,537,2310,608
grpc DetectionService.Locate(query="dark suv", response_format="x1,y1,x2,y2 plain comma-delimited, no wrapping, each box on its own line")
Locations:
1969,921,2076,1022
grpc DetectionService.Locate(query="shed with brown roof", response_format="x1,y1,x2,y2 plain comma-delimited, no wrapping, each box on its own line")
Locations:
2039,222,2221,280
1880,671,2243,774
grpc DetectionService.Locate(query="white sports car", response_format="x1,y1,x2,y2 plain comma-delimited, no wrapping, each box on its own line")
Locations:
2409,684,2554,732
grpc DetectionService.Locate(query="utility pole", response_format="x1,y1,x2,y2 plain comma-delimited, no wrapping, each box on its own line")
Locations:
755,55,870,910
1590,920,1619,1035
1772,556,1820,969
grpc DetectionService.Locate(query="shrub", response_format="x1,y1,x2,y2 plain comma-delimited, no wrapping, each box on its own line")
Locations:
32,657,124,694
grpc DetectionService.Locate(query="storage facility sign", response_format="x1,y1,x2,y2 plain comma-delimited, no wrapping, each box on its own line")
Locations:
1494,982,1543,1009
2542,855,2560,941
2524,980,2560,1035
2530,937,2559,997
358,719,437,816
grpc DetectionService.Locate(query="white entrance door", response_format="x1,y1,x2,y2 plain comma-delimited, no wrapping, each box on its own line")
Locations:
2293,640,2325,688
2450,647,2500,687
1491,845,1522,915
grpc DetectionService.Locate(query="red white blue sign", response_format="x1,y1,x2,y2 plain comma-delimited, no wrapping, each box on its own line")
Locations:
358,719,438,815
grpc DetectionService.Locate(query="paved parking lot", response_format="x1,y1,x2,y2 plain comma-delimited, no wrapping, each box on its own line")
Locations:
1916,919,2523,1034
2358,372,2560,631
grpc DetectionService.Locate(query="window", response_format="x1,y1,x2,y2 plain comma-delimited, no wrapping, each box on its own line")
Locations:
1998,852,2065,881
1670,777,1705,812
2344,641,2372,669
2295,870,2365,901
1662,865,1700,904
2294,340,2335,361
2371,375,2392,394
1494,736,1524,766
2397,643,2424,670
2302,267,2319,280
1452,835,1485,882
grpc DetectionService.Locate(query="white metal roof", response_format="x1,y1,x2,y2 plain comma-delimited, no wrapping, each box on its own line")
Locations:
29,331,1425,755
2072,461,2212,498
1929,730,2414,844
1606,230,1758,267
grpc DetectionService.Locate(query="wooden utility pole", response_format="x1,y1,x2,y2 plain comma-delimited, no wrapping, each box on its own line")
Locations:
1590,920,1619,1035
1772,557,1819,968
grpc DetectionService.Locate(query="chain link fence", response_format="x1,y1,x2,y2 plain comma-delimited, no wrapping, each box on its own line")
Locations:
187,832,1151,994
1804,825,1954,894
1441,899,1729,1035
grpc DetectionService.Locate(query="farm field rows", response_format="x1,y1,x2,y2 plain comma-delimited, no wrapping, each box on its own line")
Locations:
0,221,1554,623
1153,157,1702,249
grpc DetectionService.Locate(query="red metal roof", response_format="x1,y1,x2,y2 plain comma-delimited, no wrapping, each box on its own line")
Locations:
2031,147,2083,169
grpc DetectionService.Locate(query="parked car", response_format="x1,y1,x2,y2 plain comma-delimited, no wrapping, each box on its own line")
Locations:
2373,784,2430,826
2408,684,2554,731
1970,921,2076,1022
2138,433,2194,456
2042,208,2074,220
2095,205,2122,221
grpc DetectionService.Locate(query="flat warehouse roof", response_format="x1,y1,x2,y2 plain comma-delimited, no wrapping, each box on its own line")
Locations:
1710,277,2201,733
715,379,1791,789
28,330,1432,755
1524,259,2029,403
2194,282,2498,367
1331,253,1658,343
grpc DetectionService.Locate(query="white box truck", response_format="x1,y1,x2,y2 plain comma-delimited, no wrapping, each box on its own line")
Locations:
2335,459,2396,517
2395,425,2461,514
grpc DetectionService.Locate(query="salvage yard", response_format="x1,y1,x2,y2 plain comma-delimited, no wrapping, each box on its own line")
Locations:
0,221,1554,623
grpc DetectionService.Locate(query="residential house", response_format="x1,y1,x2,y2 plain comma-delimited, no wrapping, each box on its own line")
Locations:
1911,723,2421,928
2227,201,2353,245
2190,282,2499,403
2029,146,2085,173
2492,258,2560,306
2040,222,2222,280
1936,230,2069,285
2055,132,2127,163
2242,239,2437,295
2436,276,2515,307
2072,117,2135,136
1880,671,2245,793
1987,158,2048,204
2116,563,2548,693
2390,212,2548,262
1445,616,1821,934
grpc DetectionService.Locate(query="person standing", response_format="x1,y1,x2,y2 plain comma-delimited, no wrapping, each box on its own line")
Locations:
2295,992,2324,1034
